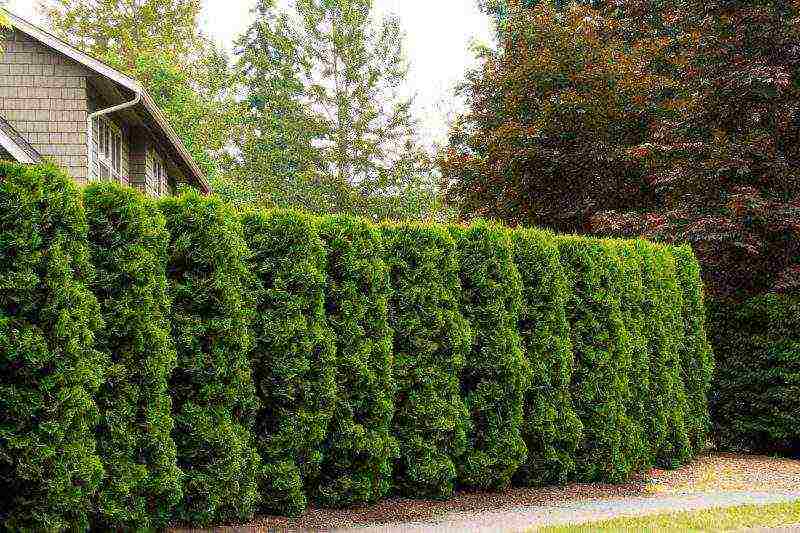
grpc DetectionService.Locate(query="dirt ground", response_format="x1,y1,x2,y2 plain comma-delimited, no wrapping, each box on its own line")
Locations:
170,453,800,532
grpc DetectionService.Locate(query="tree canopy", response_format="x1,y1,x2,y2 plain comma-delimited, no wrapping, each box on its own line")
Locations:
442,0,800,299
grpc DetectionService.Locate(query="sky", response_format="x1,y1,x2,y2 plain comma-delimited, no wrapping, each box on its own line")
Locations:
6,0,495,144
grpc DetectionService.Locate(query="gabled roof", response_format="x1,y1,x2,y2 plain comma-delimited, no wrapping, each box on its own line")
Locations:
3,10,211,193
0,116,42,164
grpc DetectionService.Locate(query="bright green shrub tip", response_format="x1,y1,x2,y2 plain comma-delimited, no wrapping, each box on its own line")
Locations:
159,191,261,526
0,162,105,530
382,222,471,499
556,236,636,484
83,182,182,529
710,294,799,454
241,209,336,517
673,245,715,455
315,215,397,507
450,221,529,491
510,228,582,486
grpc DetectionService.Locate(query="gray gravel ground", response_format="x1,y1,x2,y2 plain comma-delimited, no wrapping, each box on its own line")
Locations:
338,491,800,532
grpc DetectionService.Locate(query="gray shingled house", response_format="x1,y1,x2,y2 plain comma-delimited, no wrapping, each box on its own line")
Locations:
0,11,210,196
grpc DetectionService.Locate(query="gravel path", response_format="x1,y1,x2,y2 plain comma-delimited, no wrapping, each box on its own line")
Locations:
171,454,800,532
338,491,800,532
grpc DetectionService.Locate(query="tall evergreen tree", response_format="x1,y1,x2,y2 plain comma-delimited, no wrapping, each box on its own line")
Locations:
232,0,440,221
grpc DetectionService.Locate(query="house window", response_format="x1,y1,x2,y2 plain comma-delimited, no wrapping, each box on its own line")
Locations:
94,117,122,181
152,151,167,196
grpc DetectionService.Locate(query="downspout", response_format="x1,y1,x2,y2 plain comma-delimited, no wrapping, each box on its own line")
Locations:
87,89,141,181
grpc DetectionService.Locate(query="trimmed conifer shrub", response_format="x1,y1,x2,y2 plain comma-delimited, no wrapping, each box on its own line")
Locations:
382,222,471,499
673,245,715,455
450,222,529,490
241,209,336,517
611,241,650,472
315,215,396,507
83,182,182,529
637,244,691,468
654,247,692,467
709,294,799,454
0,162,105,530
159,191,261,526
556,236,635,483
510,228,582,486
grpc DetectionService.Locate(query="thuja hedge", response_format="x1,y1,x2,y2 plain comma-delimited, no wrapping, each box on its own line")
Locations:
0,167,717,528
158,191,262,526
84,182,181,529
0,163,105,530
241,209,336,516
382,222,471,499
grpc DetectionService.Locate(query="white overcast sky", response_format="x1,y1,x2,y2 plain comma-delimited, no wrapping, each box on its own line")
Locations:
7,0,494,144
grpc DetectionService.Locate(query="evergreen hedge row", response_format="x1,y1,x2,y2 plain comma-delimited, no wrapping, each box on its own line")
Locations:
0,166,717,529
159,191,262,526
241,209,336,517
382,222,471,499
84,182,182,529
0,164,105,531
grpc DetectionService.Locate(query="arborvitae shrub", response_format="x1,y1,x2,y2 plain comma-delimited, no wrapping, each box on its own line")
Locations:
709,294,800,454
315,215,396,507
159,191,261,525
510,228,582,486
382,222,471,499
654,247,692,467
612,241,650,472
84,182,182,529
556,236,635,483
673,245,715,454
637,244,691,468
450,222,529,490
0,163,105,530
241,209,336,517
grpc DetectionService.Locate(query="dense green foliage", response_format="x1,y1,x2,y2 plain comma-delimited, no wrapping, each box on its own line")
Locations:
382,222,471,499
159,191,261,526
636,243,692,468
709,295,800,455
0,166,716,526
0,163,105,530
451,222,529,490
83,182,182,529
673,246,715,454
241,209,336,517
556,237,636,483
612,241,650,472
315,215,396,507
510,228,582,486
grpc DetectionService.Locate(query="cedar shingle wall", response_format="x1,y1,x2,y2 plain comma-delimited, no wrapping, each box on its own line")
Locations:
0,29,90,182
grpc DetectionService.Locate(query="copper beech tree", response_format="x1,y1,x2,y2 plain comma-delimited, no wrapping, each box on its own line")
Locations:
442,0,800,299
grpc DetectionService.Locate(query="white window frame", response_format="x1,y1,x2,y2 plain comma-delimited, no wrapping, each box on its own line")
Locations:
94,116,123,181
152,149,167,196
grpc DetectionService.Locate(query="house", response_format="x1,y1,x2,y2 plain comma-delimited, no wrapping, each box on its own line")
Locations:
0,11,210,196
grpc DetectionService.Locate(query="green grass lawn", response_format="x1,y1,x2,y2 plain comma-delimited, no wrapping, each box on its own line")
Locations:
538,499,800,532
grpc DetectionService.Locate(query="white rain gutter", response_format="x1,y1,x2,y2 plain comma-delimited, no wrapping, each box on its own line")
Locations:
87,90,141,181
